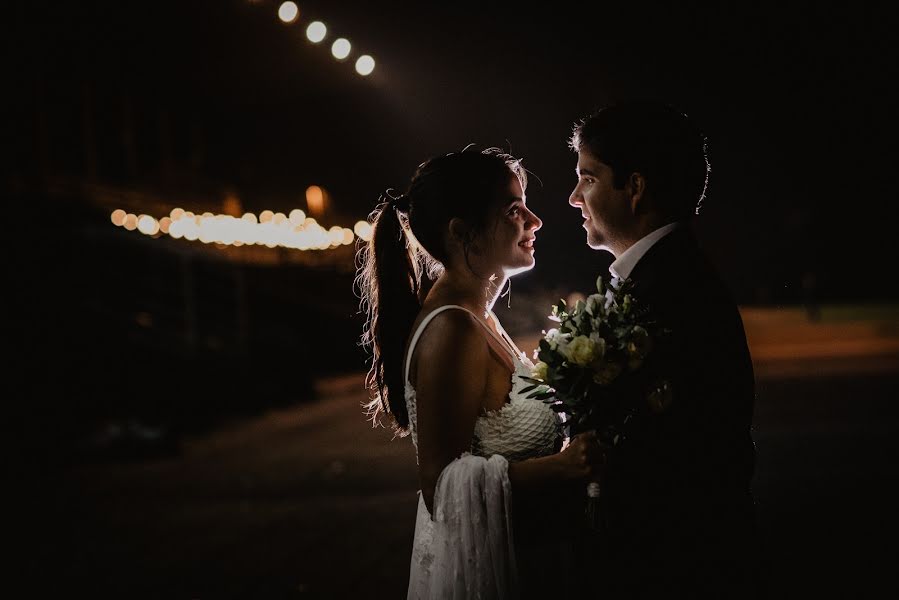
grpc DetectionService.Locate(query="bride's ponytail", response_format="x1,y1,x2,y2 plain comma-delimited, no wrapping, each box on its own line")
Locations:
356,148,528,436
356,193,423,435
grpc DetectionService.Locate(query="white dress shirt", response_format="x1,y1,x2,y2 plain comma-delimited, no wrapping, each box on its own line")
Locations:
609,222,682,280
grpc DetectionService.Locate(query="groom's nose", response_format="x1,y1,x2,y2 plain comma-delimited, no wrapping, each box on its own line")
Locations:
569,190,582,207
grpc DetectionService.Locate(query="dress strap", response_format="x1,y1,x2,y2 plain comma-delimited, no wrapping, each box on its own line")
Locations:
489,311,527,361
404,305,519,385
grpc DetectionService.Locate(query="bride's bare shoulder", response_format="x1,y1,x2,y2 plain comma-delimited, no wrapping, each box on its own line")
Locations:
409,307,487,377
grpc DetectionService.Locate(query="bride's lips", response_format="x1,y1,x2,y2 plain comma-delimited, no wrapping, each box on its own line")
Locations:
518,237,535,251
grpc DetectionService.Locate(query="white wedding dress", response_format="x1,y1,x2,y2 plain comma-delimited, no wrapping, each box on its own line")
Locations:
404,305,559,599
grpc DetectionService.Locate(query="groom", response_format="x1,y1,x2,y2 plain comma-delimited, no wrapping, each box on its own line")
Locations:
568,102,760,598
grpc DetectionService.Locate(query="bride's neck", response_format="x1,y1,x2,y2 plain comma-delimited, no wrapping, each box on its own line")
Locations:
427,268,507,316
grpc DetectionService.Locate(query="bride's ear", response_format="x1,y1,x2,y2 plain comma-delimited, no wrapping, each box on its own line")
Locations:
448,217,470,242
627,172,647,215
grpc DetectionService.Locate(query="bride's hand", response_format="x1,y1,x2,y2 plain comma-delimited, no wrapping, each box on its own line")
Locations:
558,430,605,481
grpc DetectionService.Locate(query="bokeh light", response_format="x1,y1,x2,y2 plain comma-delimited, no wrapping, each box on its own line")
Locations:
110,205,363,251
355,55,375,76
331,38,351,60
354,220,373,242
277,2,299,24
306,21,327,43
306,186,325,216
137,215,159,235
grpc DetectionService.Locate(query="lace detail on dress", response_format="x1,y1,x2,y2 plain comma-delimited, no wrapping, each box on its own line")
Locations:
471,355,557,462
405,381,419,460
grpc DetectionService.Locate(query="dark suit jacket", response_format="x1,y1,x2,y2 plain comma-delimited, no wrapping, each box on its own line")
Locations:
587,224,760,599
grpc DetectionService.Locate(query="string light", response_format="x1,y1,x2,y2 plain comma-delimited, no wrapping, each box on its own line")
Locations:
260,5,376,77
111,207,360,251
331,38,351,60
277,2,299,24
306,21,327,43
355,55,375,76
354,220,373,242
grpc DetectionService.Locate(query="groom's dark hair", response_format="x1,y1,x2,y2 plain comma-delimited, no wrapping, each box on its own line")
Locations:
570,101,710,219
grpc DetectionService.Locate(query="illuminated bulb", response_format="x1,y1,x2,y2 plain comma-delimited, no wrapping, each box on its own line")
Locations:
278,1,299,24
331,38,351,60
242,212,258,224
306,21,326,43
355,55,375,76
305,186,324,216
170,208,185,220
137,215,159,235
124,214,138,231
260,210,274,223
289,208,306,224
111,209,126,226
354,220,373,241
328,226,344,246
159,217,172,234
342,228,355,245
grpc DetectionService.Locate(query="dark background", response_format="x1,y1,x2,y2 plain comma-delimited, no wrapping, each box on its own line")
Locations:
3,2,898,597
6,0,898,300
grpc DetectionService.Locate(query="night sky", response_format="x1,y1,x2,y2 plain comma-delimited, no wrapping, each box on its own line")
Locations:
6,0,898,302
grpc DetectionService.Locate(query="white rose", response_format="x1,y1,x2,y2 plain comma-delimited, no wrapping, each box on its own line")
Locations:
545,328,571,354
532,361,549,381
567,335,597,366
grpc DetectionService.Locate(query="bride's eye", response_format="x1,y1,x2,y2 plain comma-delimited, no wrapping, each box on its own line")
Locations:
508,207,520,217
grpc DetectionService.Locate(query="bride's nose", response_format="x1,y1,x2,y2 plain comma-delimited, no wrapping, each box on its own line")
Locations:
526,209,542,232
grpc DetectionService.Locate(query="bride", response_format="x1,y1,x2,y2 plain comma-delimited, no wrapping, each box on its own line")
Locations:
357,147,601,598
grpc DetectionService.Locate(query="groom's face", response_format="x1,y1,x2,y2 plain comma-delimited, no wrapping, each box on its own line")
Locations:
569,150,631,252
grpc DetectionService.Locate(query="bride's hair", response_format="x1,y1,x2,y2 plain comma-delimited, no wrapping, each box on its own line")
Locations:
355,147,527,436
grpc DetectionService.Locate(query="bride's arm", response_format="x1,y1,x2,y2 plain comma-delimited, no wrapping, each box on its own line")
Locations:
413,310,491,515
508,432,599,490
414,312,602,512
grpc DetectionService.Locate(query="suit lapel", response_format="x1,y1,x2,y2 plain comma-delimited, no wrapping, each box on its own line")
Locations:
626,225,696,298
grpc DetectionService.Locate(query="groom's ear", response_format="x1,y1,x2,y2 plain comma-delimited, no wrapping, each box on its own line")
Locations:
627,172,647,215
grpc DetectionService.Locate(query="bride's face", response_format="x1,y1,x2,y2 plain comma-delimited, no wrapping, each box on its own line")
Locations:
476,176,542,277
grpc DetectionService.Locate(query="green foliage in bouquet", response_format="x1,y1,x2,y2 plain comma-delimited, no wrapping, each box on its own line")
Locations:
520,275,671,445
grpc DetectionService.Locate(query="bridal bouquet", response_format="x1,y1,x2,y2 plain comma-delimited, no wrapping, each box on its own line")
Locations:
520,276,672,528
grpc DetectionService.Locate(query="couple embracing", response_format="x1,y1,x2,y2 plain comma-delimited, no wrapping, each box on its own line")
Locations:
358,101,760,599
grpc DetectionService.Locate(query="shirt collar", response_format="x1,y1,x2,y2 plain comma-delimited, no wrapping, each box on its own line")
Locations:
609,222,681,280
